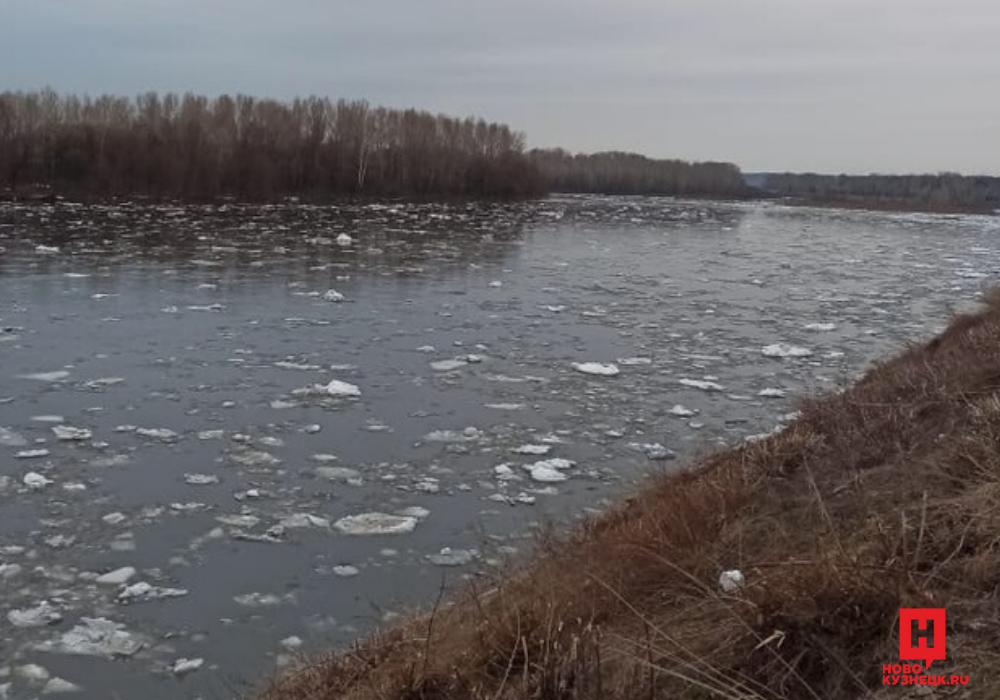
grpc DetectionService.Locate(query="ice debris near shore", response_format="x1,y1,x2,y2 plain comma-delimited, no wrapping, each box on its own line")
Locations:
52,425,92,441
171,657,204,676
334,512,419,535
571,362,620,377
761,343,813,358
524,457,575,483
117,581,189,603
8,602,63,628
678,378,724,392
35,617,147,658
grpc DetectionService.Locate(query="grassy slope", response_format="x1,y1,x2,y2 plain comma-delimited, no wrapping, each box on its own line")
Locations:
259,293,1000,700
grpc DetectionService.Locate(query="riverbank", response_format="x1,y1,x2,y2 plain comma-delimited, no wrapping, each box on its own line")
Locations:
258,291,1000,699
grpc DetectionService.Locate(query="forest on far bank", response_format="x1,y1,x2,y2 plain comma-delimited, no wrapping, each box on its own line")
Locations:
0,90,747,202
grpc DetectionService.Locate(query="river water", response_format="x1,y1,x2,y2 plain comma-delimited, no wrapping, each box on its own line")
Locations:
0,196,996,698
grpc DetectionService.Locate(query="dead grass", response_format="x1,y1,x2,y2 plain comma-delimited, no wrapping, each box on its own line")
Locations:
256,293,1000,700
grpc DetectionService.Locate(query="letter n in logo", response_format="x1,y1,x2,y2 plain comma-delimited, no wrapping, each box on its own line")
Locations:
899,608,946,670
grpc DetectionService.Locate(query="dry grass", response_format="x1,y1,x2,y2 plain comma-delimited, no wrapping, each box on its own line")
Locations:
256,293,1000,700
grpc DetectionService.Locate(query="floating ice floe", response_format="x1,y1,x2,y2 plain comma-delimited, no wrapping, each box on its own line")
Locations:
322,289,345,302
172,658,204,676
52,425,92,441
617,357,652,366
423,427,482,442
293,379,361,398
336,233,353,246
668,404,697,417
630,443,674,460
134,427,179,441
430,358,467,372
761,344,813,358
117,581,188,603
233,592,296,608
332,565,360,577
757,388,787,398
31,415,65,424
8,602,63,628
524,457,575,483
229,450,280,467
334,513,419,535
679,378,724,392
511,444,551,456
96,567,137,585
804,322,836,332
35,244,60,254
19,370,71,382
428,547,478,567
273,360,322,371
571,362,620,377
42,677,81,694
485,403,525,411
718,569,745,593
23,472,53,489
279,513,331,529
183,473,219,485
0,427,27,447
35,617,147,658
15,664,50,681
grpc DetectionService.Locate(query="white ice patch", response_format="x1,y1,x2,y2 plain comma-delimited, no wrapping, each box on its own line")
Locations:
8,602,63,628
322,289,346,302
804,323,836,332
511,444,551,456
423,427,482,442
23,472,53,489
332,565,360,577
334,513,418,535
172,658,204,676
35,617,147,658
761,343,813,358
135,427,179,441
233,592,296,608
117,581,188,602
484,403,525,411
571,362,620,377
668,404,697,417
19,370,70,382
524,457,575,483
428,547,478,567
31,416,65,424
335,233,353,246
679,379,724,392
96,567,137,585
757,388,787,398
279,513,331,529
293,379,361,398
0,427,27,447
273,361,322,371
617,357,652,366
41,677,80,694
183,474,219,485
719,569,745,593
52,425,92,441
430,359,467,372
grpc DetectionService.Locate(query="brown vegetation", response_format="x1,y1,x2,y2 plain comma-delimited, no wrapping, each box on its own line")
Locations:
0,90,544,200
258,290,1000,700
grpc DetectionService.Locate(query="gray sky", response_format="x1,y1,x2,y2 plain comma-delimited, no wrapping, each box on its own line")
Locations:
3,0,999,174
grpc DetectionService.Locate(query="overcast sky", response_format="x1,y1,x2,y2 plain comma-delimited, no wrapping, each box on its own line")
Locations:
3,0,999,175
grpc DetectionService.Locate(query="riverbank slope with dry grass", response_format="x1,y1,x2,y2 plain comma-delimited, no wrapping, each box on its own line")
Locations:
257,291,1000,700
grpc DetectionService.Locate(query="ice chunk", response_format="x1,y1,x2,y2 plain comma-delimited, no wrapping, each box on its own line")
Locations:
423,427,482,442
322,289,345,302
668,404,697,417
484,403,525,411
216,514,260,528
233,592,295,607
334,513,418,535
524,458,574,483
428,547,477,567
135,427,179,441
318,379,361,397
117,581,188,602
758,388,787,398
430,359,467,371
52,425,92,441
184,473,219,485
35,617,147,658
31,415,65,424
315,466,362,482
617,357,652,366
171,658,204,676
41,677,81,694
229,450,280,467
0,427,27,447
95,567,137,585
19,370,70,382
511,444,551,455
571,362,620,377
8,602,63,628
24,472,53,489
35,244,60,254
335,233,353,246
804,323,836,332
279,513,331,529
719,569,745,592
332,565,359,577
679,378,724,392
15,664,50,681
761,344,813,358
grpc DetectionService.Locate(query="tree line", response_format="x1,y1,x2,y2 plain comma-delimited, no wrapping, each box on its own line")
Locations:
759,172,1000,214
0,90,545,200
529,149,748,197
